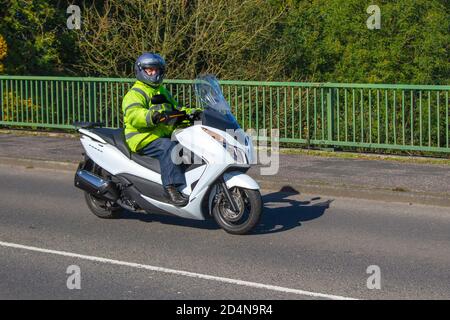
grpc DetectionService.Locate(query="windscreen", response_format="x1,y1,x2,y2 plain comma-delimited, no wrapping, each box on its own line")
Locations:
193,74,230,112
193,75,240,131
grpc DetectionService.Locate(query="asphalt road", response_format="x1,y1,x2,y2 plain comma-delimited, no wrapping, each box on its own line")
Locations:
0,164,449,300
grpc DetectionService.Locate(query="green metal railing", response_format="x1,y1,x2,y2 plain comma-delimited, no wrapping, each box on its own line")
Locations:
1,75,449,154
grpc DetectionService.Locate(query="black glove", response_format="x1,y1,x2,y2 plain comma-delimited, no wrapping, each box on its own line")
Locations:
150,94,170,105
152,110,187,126
190,109,203,121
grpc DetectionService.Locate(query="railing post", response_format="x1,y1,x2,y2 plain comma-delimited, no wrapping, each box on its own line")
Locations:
89,81,95,123
327,88,335,142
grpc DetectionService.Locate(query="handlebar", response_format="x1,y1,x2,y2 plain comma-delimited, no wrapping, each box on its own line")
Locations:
186,111,203,122
161,110,202,126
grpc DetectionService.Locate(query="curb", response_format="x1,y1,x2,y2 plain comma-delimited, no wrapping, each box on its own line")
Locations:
1,156,449,208
0,156,79,171
0,129,78,139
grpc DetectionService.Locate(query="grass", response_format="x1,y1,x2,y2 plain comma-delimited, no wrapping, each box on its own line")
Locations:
258,147,450,166
0,128,78,139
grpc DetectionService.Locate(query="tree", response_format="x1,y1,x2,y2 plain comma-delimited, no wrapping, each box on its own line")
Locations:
0,0,77,75
0,0,447,85
280,0,450,84
0,34,7,73
74,0,288,80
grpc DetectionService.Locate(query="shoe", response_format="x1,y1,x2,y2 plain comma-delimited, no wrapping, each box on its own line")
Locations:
164,185,189,206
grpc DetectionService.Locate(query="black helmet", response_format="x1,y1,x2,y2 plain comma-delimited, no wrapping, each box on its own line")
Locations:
134,52,166,88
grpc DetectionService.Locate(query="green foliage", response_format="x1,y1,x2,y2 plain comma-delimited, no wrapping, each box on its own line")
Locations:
280,0,449,84
0,34,7,73
0,0,77,75
1,89,41,122
0,0,448,84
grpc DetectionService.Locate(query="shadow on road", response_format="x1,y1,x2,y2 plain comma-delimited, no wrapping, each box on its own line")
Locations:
253,186,333,235
118,185,332,234
119,209,220,230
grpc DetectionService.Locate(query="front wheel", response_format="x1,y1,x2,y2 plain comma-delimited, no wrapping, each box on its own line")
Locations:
212,187,262,235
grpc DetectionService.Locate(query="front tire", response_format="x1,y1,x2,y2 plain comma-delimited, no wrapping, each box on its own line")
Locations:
84,192,122,219
212,187,262,235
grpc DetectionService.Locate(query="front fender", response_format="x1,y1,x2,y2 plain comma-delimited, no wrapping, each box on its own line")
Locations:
223,171,260,190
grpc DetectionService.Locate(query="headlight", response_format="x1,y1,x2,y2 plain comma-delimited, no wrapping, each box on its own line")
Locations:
202,127,247,164
202,127,224,143
229,146,248,164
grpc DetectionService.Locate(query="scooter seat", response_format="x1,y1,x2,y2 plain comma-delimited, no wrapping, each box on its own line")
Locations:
88,128,161,173
130,153,161,173
90,128,131,158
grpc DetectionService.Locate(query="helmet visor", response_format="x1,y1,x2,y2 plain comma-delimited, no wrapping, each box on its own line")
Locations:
143,66,161,77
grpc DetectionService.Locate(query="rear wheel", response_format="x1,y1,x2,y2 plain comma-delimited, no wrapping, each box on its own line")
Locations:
82,160,122,219
84,191,122,219
212,187,262,235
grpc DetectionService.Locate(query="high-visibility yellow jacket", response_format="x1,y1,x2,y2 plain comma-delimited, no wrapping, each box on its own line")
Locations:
122,80,195,152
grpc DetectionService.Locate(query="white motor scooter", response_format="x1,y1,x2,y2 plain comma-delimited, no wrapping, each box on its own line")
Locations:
74,75,262,234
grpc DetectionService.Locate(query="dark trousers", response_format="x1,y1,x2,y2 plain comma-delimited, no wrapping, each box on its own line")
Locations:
140,138,186,188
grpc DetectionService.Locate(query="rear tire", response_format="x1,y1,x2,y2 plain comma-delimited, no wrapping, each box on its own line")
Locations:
84,192,122,219
212,187,262,235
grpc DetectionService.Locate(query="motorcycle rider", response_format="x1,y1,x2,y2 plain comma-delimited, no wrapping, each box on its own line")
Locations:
122,52,199,206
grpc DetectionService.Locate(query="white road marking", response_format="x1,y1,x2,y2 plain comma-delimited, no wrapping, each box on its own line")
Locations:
0,240,357,300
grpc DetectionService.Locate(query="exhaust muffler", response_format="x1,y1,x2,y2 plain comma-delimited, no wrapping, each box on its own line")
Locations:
74,170,119,202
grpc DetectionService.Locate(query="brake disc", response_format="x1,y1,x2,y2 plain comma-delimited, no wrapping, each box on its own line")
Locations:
221,190,245,222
